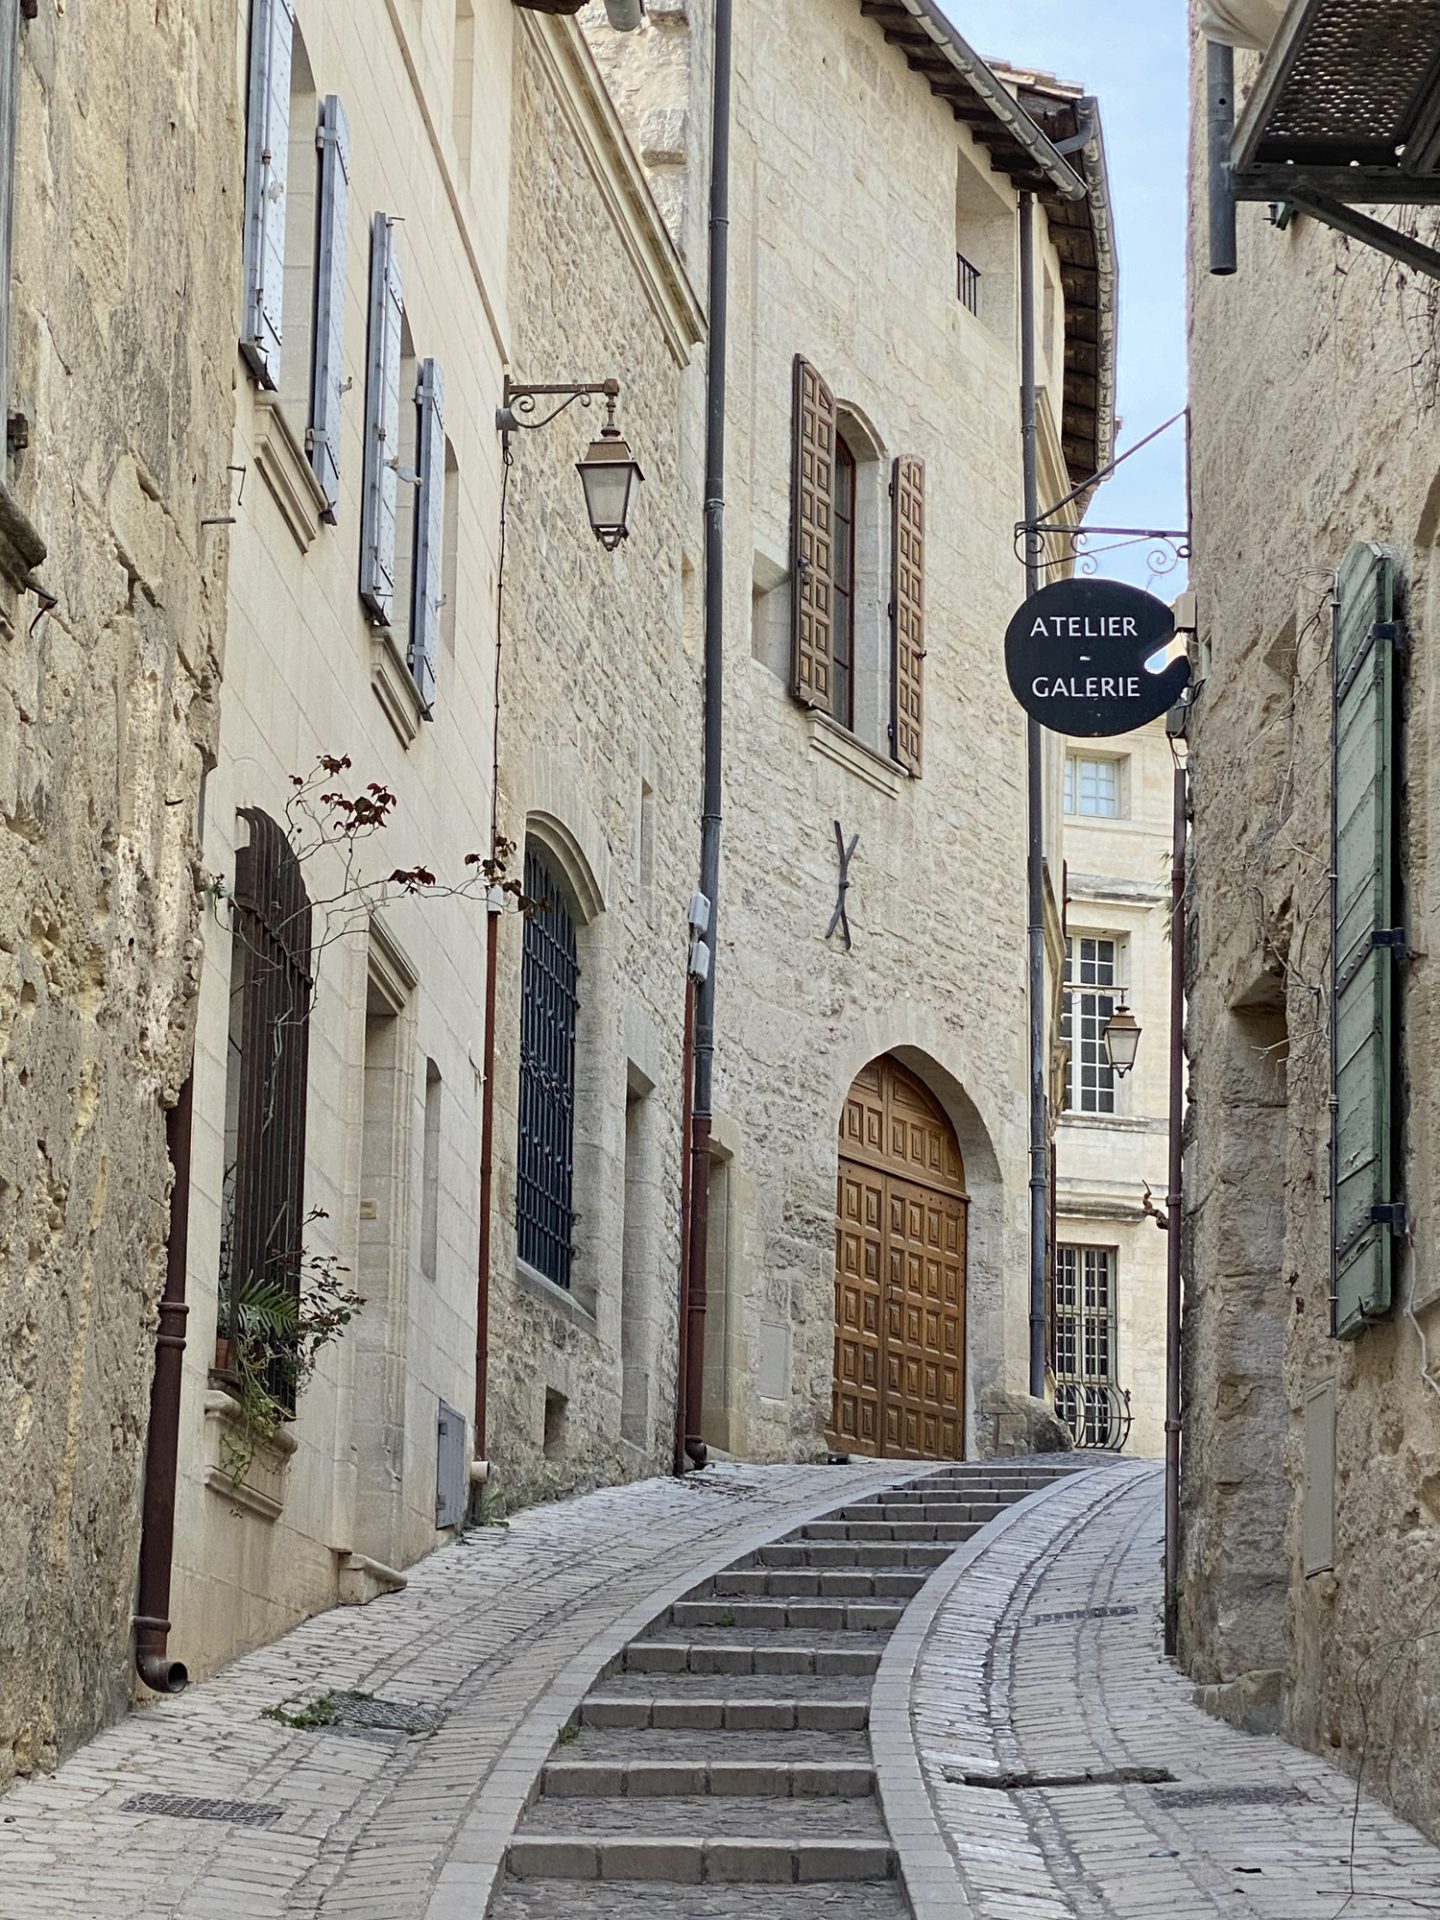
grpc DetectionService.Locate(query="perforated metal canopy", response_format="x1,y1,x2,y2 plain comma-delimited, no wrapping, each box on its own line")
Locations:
1233,0,1440,197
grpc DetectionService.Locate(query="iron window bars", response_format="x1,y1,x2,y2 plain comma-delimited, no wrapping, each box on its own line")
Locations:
517,848,579,1289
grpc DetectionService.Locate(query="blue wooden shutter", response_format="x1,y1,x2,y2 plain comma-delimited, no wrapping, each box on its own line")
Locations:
308,94,351,520
1332,540,1402,1338
240,0,295,389
360,213,404,623
409,357,445,707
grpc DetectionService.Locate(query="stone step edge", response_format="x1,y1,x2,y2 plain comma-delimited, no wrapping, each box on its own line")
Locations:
667,1602,905,1629
541,1759,876,1799
578,1698,870,1732
506,1835,896,1885
621,1643,883,1676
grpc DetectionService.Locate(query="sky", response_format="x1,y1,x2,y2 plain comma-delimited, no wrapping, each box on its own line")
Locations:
943,0,1189,592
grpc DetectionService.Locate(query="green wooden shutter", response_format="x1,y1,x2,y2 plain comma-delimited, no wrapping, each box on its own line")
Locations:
790,355,836,709
1332,540,1401,1338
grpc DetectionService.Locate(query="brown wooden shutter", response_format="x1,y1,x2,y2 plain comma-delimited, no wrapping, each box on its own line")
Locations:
891,454,926,775
791,355,836,708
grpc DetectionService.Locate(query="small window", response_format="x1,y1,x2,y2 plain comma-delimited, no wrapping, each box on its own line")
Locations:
1064,753,1126,819
452,0,476,174
420,1057,442,1281
1054,1246,1119,1447
829,432,857,729
957,252,981,316
1062,935,1122,1115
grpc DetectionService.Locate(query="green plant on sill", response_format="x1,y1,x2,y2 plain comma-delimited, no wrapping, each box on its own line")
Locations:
218,1228,364,1496
263,1693,338,1731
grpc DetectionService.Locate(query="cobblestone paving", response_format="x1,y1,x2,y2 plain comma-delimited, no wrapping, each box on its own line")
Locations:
914,1463,1440,1920
0,1462,907,1920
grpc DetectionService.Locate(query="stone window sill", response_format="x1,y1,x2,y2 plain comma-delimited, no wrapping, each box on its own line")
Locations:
806,711,905,798
515,1258,599,1335
253,394,330,554
201,1386,297,1522
372,626,427,747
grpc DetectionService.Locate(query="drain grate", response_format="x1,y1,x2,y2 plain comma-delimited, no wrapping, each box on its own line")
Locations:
675,1476,763,1500
1028,1604,1140,1626
328,1692,446,1737
1152,1783,1309,1810
123,1793,283,1827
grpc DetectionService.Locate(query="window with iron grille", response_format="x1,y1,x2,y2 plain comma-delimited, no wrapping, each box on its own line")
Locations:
218,809,314,1411
956,251,981,316
1062,935,1120,1114
1054,1245,1118,1447
1064,753,1126,818
517,847,578,1289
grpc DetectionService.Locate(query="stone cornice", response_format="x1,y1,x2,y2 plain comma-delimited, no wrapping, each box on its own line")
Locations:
522,13,705,368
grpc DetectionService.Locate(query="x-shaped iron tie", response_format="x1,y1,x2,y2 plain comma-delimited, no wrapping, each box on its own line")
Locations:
826,820,859,950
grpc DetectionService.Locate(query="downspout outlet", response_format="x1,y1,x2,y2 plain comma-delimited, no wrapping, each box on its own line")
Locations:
603,0,645,26
135,1620,189,1695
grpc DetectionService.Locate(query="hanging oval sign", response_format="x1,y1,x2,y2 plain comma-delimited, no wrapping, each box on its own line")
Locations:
1004,578,1190,737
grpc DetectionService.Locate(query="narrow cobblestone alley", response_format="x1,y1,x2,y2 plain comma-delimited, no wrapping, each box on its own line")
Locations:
3,1461,1437,1920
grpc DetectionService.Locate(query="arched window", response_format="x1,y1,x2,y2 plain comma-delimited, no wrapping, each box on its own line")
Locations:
517,846,579,1289
219,808,314,1409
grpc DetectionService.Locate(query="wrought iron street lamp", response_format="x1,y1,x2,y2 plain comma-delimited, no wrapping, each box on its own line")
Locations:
497,376,643,550
1103,995,1141,1078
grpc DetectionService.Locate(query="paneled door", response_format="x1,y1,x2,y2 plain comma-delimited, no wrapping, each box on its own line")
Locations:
831,1057,967,1460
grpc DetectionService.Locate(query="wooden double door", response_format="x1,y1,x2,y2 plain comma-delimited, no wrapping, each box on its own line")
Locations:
830,1056,968,1459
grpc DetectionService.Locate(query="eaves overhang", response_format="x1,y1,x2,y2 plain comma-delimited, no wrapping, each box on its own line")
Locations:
856,0,1087,203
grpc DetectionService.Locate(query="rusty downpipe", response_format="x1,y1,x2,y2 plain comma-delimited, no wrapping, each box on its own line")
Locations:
474,896,501,1468
1163,756,1187,1657
134,1074,193,1694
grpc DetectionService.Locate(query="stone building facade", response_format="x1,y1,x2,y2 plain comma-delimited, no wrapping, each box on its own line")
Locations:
164,0,517,1681
0,2,239,1786
1056,717,1174,1461
481,9,704,1504
597,4,1117,1464
1184,8,1440,1840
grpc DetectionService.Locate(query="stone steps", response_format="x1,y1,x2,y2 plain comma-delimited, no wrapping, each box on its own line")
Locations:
699,1567,928,1600
489,1882,911,1918
664,1599,905,1632
540,1758,876,1799
488,1462,1057,1908
622,1639,882,1677
745,1539,952,1570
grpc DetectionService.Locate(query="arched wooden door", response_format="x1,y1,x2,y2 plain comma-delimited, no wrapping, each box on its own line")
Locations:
831,1057,968,1459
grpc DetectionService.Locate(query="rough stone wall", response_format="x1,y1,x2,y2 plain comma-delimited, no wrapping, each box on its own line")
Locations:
0,3,237,1786
594,0,1080,1464
484,14,704,1507
1185,27,1440,1833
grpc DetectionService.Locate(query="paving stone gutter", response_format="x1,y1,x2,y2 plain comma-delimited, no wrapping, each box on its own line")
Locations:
867,1460,1130,1919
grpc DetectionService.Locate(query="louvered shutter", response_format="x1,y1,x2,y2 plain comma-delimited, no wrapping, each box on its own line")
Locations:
240,0,295,389
309,95,351,519
409,357,445,708
790,355,836,708
891,455,926,774
1332,540,1401,1338
360,213,404,624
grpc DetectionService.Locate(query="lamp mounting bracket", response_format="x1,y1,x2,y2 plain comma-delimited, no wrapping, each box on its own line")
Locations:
498,376,621,436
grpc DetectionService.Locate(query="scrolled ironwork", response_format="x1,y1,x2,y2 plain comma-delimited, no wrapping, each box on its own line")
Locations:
1055,1380,1134,1453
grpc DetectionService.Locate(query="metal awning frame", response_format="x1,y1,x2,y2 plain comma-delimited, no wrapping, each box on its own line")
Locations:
1210,35,1440,283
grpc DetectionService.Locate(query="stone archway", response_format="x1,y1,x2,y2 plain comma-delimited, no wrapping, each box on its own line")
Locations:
830,1055,968,1459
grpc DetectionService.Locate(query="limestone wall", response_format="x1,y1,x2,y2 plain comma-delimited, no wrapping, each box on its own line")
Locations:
168,0,513,1680
480,12,705,1504
1185,27,1440,1835
0,2,239,1784
598,0,1080,1462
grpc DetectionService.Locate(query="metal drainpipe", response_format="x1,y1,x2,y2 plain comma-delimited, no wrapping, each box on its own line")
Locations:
134,1074,194,1694
674,970,696,1477
1019,192,1049,1403
682,0,732,1470
473,897,501,1466
1163,758,1187,1657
